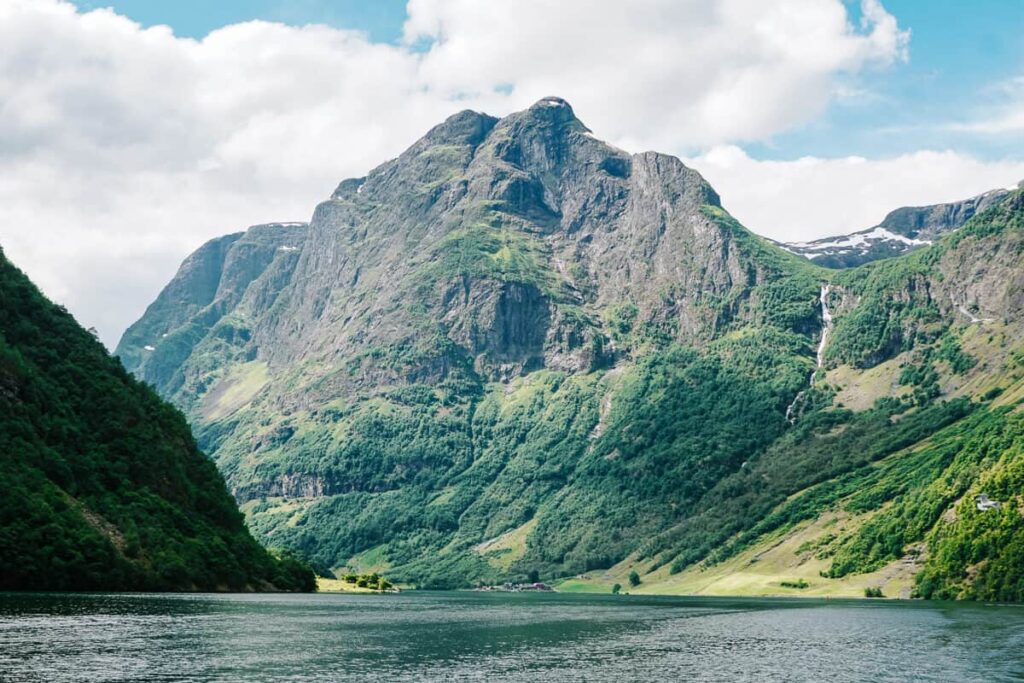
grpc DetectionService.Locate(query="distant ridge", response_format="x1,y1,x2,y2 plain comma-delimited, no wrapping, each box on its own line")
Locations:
780,186,1012,268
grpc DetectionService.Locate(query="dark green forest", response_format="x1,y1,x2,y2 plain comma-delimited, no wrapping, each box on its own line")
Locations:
0,249,313,591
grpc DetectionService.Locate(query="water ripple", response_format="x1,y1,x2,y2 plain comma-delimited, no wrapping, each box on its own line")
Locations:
0,592,1022,682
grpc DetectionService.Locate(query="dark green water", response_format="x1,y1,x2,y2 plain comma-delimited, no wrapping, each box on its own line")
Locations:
1,592,1022,682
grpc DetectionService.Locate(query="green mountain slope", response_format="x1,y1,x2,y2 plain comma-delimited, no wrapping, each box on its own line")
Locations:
622,190,1024,600
0,249,314,591
117,99,1024,599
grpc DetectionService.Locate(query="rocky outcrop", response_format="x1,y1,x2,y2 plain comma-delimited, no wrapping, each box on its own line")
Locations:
935,191,1024,323
235,473,332,501
117,222,307,395
126,99,769,402
880,188,1010,241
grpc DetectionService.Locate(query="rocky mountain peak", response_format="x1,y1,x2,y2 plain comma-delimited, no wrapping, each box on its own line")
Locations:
520,96,581,127
532,95,573,110
122,97,771,393
878,187,1009,239
477,97,591,174
426,108,500,146
115,99,1024,598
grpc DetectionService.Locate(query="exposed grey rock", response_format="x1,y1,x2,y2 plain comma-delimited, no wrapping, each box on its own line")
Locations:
116,222,308,392
118,97,802,494
782,187,1010,268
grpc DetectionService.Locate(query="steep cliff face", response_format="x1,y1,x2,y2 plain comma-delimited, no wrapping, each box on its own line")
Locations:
235,98,769,388
824,190,1024,372
783,186,1013,268
120,99,1024,600
881,186,1014,240
122,99,818,427
118,222,308,398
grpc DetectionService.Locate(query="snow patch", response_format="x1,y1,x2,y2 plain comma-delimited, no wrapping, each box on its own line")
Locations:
790,226,931,254
862,226,930,246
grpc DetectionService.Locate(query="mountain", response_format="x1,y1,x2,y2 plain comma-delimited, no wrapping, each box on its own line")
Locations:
0,247,314,591
117,222,309,390
781,186,1014,268
119,98,1024,601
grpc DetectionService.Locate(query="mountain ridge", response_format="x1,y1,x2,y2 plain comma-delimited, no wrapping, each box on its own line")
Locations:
118,98,1024,600
781,185,1016,268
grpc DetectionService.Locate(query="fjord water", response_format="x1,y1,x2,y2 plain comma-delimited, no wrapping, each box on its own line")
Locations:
1,592,1022,682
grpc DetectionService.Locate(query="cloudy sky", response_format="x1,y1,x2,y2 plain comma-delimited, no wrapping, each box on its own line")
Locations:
2,0,1022,346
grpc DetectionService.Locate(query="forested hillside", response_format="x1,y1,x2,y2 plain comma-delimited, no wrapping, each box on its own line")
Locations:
0,249,314,591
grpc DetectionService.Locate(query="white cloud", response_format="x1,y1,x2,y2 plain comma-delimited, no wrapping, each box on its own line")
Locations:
689,146,1024,241
0,1,454,346
0,0,1013,348
951,110,1024,134
947,75,1024,135
405,0,909,149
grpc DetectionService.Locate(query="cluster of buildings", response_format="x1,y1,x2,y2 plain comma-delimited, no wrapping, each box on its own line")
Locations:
474,582,553,592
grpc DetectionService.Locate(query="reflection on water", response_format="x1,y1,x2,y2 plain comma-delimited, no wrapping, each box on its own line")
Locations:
1,592,1023,682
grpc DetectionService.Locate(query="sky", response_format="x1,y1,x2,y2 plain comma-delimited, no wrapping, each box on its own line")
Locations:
1,0,1022,347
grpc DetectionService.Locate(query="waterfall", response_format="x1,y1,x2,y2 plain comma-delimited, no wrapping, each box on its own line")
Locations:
786,284,833,422
811,284,832,385
949,292,994,325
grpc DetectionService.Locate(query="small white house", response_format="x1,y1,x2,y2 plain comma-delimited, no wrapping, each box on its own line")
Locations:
976,493,1002,511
